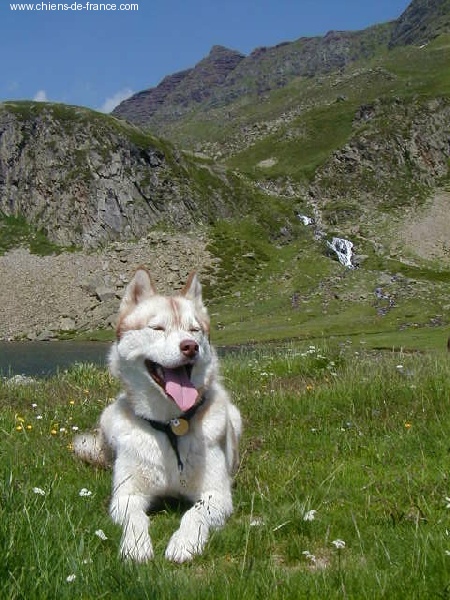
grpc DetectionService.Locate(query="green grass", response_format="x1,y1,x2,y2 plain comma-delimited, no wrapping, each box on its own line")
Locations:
2,346,450,599
226,102,356,183
195,209,450,351
0,213,67,256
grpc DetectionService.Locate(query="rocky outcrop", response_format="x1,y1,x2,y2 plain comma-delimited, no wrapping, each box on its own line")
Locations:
221,25,394,97
307,97,450,228
0,102,241,248
390,0,450,47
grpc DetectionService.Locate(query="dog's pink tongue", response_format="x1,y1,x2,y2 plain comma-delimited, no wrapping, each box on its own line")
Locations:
163,367,198,412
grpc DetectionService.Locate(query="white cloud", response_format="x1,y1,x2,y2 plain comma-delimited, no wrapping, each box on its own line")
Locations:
98,88,134,113
33,89,48,102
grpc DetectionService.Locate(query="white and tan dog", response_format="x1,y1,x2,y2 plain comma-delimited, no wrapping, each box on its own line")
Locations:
74,268,241,563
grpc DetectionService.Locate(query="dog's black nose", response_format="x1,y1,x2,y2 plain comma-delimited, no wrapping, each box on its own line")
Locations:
180,339,199,358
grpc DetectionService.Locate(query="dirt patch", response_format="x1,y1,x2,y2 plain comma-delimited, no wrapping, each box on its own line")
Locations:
396,191,450,264
0,232,214,340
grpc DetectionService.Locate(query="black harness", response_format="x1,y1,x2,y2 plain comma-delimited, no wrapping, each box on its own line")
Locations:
144,396,206,471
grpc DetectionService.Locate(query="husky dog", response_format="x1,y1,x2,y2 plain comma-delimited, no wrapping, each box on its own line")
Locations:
74,268,242,563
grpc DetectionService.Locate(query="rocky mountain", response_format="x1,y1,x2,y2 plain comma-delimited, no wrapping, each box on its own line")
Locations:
0,102,246,248
1,0,449,255
112,0,450,139
113,24,394,134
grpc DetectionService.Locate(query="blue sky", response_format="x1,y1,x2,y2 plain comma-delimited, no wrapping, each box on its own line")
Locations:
1,0,411,113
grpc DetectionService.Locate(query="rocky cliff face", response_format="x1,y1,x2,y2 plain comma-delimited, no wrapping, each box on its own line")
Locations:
390,0,450,47
308,97,450,230
218,25,394,98
0,102,240,248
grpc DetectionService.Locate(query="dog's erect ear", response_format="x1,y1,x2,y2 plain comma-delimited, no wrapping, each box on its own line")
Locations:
181,272,209,325
120,267,156,312
181,272,203,304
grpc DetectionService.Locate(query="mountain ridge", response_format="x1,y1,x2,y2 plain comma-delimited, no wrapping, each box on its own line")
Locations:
112,22,394,132
114,45,245,127
112,0,450,143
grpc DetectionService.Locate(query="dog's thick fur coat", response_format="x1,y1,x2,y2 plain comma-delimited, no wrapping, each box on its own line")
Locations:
73,269,241,563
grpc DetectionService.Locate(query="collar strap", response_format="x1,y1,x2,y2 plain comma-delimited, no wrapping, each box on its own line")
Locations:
145,395,206,471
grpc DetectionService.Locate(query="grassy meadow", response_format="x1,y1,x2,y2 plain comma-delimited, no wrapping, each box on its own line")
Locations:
2,342,450,599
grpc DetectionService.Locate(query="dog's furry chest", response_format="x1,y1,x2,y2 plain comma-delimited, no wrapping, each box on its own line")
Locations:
131,426,206,492
103,400,215,498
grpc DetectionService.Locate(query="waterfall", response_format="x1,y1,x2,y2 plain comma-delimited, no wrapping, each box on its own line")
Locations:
297,214,355,269
326,237,354,268
297,214,314,226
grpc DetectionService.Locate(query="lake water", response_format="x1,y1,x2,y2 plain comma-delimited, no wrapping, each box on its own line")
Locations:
0,341,112,377
0,341,253,378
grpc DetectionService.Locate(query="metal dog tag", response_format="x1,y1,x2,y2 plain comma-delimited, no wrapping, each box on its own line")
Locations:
170,418,189,436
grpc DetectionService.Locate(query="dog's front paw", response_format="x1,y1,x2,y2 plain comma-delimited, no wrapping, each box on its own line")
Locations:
120,532,154,562
165,529,205,563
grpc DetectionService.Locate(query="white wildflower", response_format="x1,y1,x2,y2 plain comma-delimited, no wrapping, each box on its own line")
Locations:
250,517,265,527
95,529,108,540
303,509,317,522
66,574,76,583
79,488,92,497
32,487,46,496
332,539,346,549
302,550,316,563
